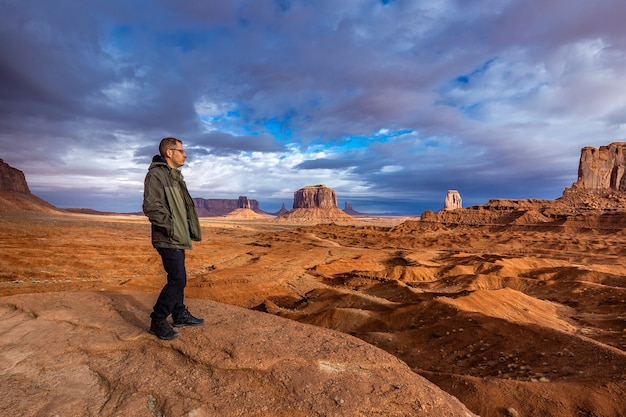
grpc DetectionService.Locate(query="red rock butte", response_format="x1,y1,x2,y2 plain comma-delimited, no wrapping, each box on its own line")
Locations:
277,184,354,223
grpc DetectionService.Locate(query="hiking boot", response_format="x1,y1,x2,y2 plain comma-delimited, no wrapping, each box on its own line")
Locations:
173,309,204,327
149,319,179,340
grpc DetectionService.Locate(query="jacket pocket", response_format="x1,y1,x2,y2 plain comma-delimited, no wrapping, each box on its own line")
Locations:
171,217,190,246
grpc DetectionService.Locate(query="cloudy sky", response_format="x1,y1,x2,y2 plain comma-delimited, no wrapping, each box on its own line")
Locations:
2,0,626,214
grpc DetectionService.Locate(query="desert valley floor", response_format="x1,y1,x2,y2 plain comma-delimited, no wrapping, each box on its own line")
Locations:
1,210,625,417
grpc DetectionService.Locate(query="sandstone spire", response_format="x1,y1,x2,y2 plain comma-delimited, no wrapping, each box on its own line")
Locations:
572,142,626,191
443,190,462,210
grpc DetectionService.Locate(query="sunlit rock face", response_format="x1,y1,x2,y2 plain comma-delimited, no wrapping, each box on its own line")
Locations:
573,142,626,191
443,190,462,210
292,184,338,209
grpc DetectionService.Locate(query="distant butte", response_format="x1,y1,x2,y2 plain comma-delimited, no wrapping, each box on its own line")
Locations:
343,202,366,217
277,184,353,223
0,159,58,213
0,158,30,193
193,196,266,217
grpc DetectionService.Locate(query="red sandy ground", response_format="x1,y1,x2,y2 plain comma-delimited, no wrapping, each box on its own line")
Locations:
1,210,625,416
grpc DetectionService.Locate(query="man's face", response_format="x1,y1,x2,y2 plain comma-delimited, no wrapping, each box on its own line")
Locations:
166,144,187,169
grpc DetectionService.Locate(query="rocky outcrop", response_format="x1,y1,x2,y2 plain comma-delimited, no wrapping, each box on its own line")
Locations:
419,142,626,229
556,142,626,215
422,199,551,227
0,291,478,417
442,190,462,211
0,159,30,193
193,197,262,217
277,185,353,223
422,193,626,230
571,142,626,191
0,159,58,213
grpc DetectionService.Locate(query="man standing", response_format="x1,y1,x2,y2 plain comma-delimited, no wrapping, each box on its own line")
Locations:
143,137,204,340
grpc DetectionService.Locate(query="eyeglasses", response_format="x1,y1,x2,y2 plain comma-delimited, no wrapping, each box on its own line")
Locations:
169,148,186,154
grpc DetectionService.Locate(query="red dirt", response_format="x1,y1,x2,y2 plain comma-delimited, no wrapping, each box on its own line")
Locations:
1,210,625,416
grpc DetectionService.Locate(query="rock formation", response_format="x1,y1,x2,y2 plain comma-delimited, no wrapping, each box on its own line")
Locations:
0,159,30,193
237,196,251,209
292,184,337,209
0,159,58,212
193,197,263,217
277,185,353,223
571,142,626,191
222,196,271,218
442,190,462,211
343,202,366,216
270,202,289,216
421,142,626,228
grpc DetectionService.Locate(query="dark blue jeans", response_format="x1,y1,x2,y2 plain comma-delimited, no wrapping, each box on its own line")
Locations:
150,248,187,321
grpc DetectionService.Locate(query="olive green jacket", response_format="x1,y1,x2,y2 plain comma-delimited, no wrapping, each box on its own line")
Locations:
143,155,202,249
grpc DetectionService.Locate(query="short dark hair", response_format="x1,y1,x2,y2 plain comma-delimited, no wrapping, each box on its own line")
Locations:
159,137,182,157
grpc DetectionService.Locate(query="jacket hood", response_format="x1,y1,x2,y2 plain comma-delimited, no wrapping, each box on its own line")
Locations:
148,155,168,170
148,154,184,182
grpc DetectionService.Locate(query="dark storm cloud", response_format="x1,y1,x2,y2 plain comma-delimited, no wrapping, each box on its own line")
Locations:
193,131,287,155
